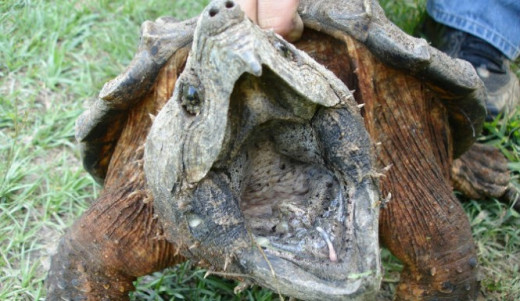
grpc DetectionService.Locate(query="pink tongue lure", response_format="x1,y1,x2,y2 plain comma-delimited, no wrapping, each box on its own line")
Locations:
316,226,337,262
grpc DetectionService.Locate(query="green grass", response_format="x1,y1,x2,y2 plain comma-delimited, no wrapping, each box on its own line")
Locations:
1,0,518,300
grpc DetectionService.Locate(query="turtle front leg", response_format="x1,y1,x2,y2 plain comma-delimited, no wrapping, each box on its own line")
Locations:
379,180,479,300
344,37,479,299
373,98,480,299
371,75,479,300
47,54,188,299
46,47,189,299
46,187,184,300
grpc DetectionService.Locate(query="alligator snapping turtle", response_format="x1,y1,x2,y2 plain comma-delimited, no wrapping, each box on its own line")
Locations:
46,0,516,300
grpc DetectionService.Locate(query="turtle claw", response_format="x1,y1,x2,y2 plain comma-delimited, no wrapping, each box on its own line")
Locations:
504,186,520,210
234,280,252,294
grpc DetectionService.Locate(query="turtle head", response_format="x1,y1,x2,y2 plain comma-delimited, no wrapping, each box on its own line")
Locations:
145,1,381,300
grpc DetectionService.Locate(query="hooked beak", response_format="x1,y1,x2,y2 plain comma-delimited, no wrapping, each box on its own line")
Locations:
238,50,263,77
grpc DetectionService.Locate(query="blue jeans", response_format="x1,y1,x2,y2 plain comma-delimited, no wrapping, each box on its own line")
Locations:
427,0,520,60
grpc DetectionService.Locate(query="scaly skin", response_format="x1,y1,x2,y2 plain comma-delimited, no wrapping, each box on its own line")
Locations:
46,50,187,300
343,35,479,299
46,189,182,300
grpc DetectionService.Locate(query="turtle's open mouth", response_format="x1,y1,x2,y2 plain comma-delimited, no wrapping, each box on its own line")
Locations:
144,0,381,299
146,65,381,300
226,70,347,268
198,68,380,299
240,132,342,264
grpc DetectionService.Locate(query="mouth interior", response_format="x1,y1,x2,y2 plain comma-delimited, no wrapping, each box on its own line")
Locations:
222,64,350,270
239,134,344,263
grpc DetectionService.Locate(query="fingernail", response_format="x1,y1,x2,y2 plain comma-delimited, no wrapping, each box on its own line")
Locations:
286,13,303,42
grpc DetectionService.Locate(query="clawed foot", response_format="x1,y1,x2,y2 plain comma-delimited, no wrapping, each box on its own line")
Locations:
452,143,519,208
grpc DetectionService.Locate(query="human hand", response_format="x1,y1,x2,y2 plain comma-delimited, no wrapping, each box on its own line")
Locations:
236,0,303,42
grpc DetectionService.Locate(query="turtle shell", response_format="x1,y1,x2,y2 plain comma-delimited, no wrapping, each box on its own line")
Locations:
76,0,485,183
68,1,489,300
75,16,197,182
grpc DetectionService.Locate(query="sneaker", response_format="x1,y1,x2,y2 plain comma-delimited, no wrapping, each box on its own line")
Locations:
420,18,520,120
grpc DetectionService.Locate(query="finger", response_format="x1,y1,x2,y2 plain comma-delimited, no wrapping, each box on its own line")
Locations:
257,0,302,41
236,0,258,24
286,12,303,42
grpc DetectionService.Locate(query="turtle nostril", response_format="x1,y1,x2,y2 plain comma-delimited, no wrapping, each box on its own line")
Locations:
225,1,235,8
209,7,219,17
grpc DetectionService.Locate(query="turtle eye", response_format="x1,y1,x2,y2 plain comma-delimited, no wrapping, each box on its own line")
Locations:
185,85,198,101
274,41,294,60
181,85,202,115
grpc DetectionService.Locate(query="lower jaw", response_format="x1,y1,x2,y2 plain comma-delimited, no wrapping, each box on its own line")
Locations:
156,120,381,299
215,130,379,299
236,176,381,301
240,250,371,301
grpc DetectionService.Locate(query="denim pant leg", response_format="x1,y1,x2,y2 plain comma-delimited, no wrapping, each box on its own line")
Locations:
427,0,520,60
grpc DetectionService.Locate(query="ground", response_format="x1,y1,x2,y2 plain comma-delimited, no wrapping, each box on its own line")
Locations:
1,0,519,300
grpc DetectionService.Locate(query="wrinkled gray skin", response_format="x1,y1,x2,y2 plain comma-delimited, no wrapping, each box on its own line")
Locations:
144,1,381,300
